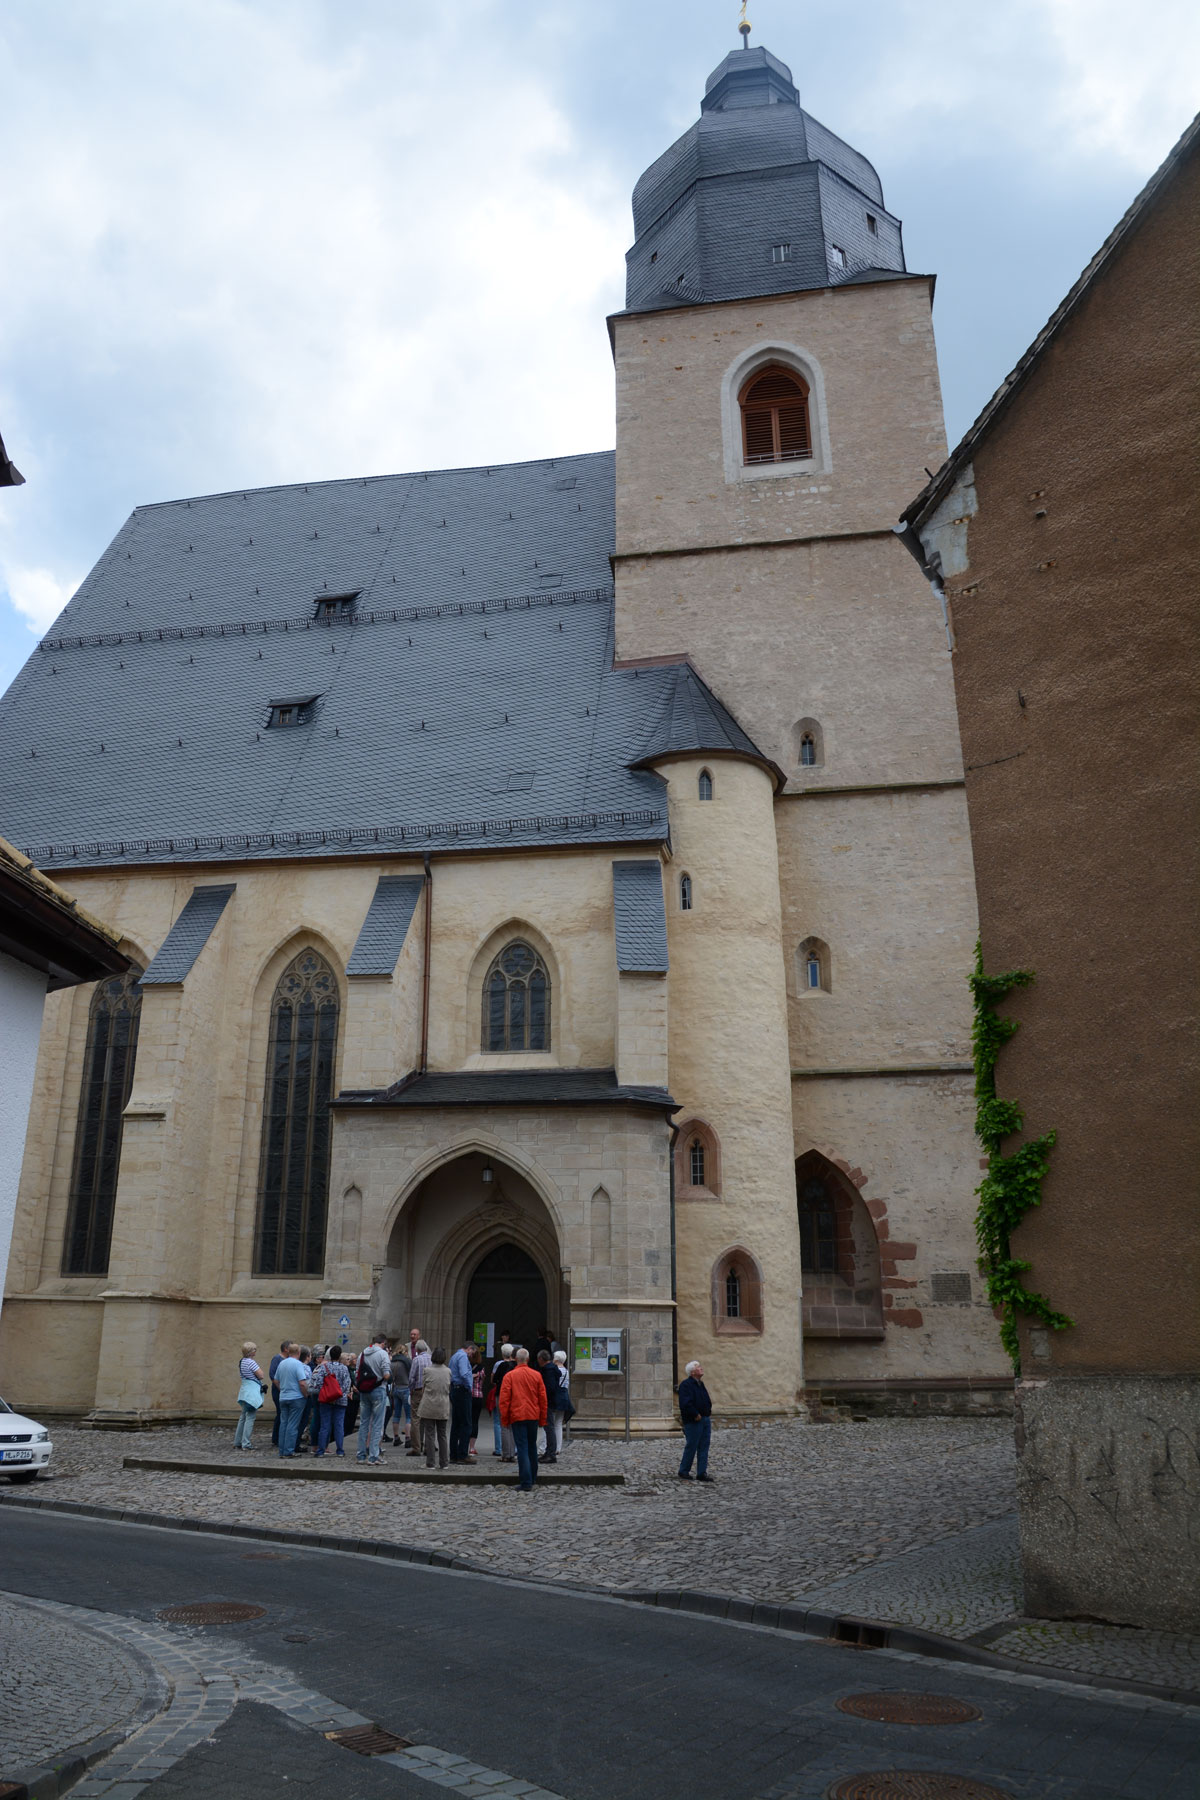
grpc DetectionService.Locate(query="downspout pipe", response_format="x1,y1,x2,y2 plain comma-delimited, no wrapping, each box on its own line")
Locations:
419,855,433,1075
668,1119,680,1397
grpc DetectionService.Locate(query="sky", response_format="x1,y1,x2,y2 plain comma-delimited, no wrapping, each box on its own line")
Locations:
0,0,1195,690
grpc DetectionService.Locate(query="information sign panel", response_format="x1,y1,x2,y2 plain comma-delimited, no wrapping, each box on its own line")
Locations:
573,1331,622,1374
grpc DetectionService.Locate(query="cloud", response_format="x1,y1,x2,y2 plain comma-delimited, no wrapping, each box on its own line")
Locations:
1,565,79,634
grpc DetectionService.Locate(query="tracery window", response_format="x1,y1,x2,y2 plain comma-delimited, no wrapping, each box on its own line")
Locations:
798,1173,839,1274
483,941,551,1053
62,963,143,1276
799,734,817,766
740,365,812,466
254,949,339,1277
680,873,694,912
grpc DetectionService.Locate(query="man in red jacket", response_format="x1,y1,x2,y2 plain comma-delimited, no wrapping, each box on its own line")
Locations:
498,1347,548,1491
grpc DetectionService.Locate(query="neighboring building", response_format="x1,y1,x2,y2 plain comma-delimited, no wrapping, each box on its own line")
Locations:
0,39,1008,1428
902,117,1199,1630
0,839,128,1324
0,426,25,487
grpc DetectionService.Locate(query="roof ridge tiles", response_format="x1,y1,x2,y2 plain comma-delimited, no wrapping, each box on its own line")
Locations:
38,583,616,654
132,448,617,515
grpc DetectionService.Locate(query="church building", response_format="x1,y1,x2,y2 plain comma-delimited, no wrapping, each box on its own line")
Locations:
0,39,1010,1429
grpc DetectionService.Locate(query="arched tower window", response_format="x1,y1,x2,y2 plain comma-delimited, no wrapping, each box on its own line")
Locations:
792,717,824,769
676,1118,720,1200
698,769,714,801
62,962,143,1276
797,936,831,995
712,1245,764,1334
680,873,693,912
254,949,339,1277
740,365,812,466
482,941,551,1053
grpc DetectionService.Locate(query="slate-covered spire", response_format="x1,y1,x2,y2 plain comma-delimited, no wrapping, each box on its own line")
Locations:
623,43,907,315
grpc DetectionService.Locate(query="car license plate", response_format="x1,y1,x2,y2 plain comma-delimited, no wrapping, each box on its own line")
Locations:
1,1450,33,1462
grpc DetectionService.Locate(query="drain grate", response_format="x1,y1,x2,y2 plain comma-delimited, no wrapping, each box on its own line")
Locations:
157,1601,266,1625
837,1694,982,1725
828,1776,1012,1799
326,1724,413,1756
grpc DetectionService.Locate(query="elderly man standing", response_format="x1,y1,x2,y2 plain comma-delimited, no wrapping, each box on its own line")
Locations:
499,1346,548,1492
448,1337,476,1464
677,1360,714,1482
355,1332,392,1465
274,1343,309,1459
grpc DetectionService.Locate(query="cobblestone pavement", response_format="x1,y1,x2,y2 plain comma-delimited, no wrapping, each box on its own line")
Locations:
987,1619,1200,1693
0,1592,158,1775
40,1415,1018,1600
5,1593,564,1799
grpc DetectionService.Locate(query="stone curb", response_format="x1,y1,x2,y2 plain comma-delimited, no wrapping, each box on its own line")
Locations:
120,1455,623,1486
1,1602,171,1800
3,1492,1197,1713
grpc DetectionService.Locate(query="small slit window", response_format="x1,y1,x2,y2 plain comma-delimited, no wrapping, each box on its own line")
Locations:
800,734,817,766
698,769,714,801
830,244,847,269
866,213,878,236
482,941,551,1053
690,1138,705,1187
680,873,693,912
739,366,812,467
314,592,359,621
797,935,832,995
725,1266,742,1318
770,243,793,264
677,1119,720,1200
806,952,821,989
712,1246,763,1334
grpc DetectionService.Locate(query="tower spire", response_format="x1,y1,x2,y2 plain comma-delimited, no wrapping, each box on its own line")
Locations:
738,2,751,47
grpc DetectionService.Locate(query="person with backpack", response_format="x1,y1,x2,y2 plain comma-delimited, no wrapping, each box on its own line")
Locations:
310,1345,351,1456
355,1332,392,1464
488,1343,518,1462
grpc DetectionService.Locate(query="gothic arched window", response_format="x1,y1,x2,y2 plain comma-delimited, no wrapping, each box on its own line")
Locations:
62,963,143,1276
725,1264,742,1318
740,365,812,466
797,935,831,995
483,941,551,1053
254,949,339,1277
800,734,816,766
690,1137,706,1187
712,1245,764,1334
698,769,714,801
798,1172,839,1274
676,1118,720,1200
680,873,694,912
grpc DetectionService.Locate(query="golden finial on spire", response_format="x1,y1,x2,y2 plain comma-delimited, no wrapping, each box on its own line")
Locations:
739,2,752,46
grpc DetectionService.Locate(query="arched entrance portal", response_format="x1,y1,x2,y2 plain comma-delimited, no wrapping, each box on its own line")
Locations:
466,1244,547,1351
379,1151,565,1352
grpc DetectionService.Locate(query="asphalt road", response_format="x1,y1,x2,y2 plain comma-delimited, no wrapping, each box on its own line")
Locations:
4,1510,1199,1800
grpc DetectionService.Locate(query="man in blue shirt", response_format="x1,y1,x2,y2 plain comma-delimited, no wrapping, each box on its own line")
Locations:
448,1339,475,1464
677,1359,714,1482
268,1340,289,1446
355,1333,393,1464
275,1344,310,1458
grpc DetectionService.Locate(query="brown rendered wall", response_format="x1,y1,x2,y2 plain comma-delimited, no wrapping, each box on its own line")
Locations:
943,142,1200,1380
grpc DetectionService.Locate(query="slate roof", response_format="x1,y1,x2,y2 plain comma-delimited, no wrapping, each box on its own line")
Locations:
622,44,906,316
0,426,24,488
142,883,235,984
612,860,669,974
346,875,425,976
632,662,784,784
0,449,774,873
336,1068,676,1112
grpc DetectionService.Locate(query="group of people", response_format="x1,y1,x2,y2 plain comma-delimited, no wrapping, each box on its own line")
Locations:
233,1325,575,1489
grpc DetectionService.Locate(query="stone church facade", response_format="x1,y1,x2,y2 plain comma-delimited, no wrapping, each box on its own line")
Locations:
0,42,1010,1428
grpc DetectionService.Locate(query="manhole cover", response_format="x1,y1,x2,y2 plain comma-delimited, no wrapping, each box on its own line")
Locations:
837,1694,982,1725
326,1724,413,1756
828,1776,1012,1799
157,1601,267,1625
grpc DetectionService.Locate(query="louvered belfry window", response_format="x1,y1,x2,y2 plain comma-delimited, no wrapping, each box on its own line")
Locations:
62,964,144,1275
740,365,812,466
483,942,551,1053
254,949,339,1276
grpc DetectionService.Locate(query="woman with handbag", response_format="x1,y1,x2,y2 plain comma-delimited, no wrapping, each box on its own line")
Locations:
234,1341,267,1449
311,1345,352,1457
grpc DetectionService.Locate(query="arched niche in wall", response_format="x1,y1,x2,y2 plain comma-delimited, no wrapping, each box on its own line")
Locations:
675,1119,721,1201
792,717,824,770
711,1245,764,1336
796,936,832,995
795,1149,884,1340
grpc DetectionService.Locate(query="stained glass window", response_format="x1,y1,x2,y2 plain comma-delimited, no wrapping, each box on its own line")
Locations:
62,964,143,1276
254,949,339,1276
482,942,550,1053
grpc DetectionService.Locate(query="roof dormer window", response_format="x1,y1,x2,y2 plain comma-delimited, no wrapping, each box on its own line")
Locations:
830,244,847,270
268,695,318,729
314,592,359,621
771,243,793,264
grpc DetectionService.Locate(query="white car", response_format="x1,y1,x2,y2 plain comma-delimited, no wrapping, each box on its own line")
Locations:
0,1396,52,1483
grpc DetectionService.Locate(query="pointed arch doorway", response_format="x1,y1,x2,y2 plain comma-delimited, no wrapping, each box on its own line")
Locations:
466,1243,547,1351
